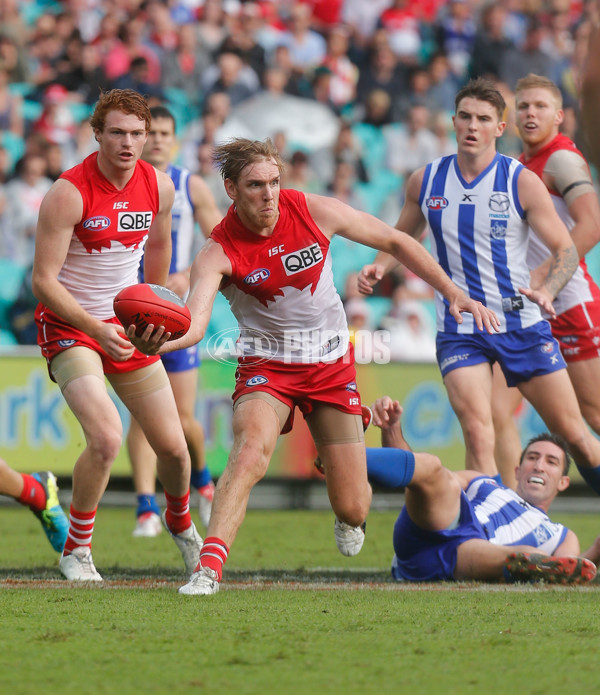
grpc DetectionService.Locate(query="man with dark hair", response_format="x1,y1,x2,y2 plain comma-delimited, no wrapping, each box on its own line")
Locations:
32,89,202,581
360,77,600,488
365,395,598,584
130,136,498,595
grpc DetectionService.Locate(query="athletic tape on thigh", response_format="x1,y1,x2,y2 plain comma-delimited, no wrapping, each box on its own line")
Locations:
234,392,291,432
50,347,105,392
308,407,364,446
106,360,169,399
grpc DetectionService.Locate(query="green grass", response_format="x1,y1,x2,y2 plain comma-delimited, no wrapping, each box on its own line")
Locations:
1,507,599,695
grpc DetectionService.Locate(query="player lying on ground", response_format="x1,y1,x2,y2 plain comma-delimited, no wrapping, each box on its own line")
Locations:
359,396,599,583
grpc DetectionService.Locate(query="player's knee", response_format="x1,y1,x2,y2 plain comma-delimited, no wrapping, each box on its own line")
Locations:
333,487,371,527
231,438,271,483
87,427,123,467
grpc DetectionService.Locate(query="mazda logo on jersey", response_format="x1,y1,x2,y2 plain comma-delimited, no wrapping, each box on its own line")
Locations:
118,211,153,231
282,243,323,275
488,193,510,213
426,196,448,210
83,216,111,229
244,268,270,285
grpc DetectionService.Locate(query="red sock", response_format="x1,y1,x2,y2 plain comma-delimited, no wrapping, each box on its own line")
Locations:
18,474,46,512
63,505,96,555
199,537,229,581
164,490,192,535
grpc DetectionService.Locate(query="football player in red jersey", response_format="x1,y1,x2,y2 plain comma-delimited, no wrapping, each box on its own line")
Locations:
130,137,499,596
32,90,202,582
491,74,600,493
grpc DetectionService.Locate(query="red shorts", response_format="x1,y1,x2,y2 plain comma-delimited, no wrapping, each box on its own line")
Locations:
551,300,600,363
232,345,362,434
35,304,160,380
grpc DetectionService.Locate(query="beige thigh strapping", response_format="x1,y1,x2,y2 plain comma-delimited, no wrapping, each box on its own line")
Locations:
106,360,169,400
234,391,291,432
306,407,364,446
50,346,105,392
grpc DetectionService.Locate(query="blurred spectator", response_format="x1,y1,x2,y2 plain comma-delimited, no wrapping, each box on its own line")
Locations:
0,66,24,137
31,84,77,159
495,81,522,159
380,296,437,362
281,149,322,193
217,3,267,82
542,1,575,64
196,0,230,54
93,12,129,83
160,22,211,110
62,41,107,106
278,2,327,72
376,0,423,68
42,140,66,181
26,13,64,91
555,18,592,110
269,43,313,98
356,40,409,112
332,122,369,183
0,32,29,83
431,110,457,157
341,0,394,51
427,52,460,114
117,15,162,85
196,141,232,212
113,56,164,100
146,0,180,54
202,50,260,106
499,17,556,90
394,67,435,122
469,3,514,80
387,102,438,179
0,153,52,266
0,0,28,47
434,0,477,80
0,144,11,183
360,88,393,127
318,25,359,114
325,159,366,209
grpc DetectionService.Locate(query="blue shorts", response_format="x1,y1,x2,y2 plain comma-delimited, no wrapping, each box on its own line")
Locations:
391,491,487,582
436,321,566,387
161,344,201,374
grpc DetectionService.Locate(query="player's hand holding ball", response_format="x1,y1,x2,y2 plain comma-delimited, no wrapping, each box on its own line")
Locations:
113,283,191,353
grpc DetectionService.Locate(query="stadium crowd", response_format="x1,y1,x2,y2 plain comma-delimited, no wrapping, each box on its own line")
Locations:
0,0,598,349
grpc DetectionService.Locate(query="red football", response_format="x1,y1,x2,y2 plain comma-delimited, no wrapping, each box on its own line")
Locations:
113,283,191,341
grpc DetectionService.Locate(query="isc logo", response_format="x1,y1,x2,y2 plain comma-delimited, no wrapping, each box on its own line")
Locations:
83,216,111,229
118,211,153,232
244,268,270,285
426,196,448,210
282,243,323,275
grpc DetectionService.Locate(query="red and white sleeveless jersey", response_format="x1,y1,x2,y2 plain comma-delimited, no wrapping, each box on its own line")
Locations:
56,153,159,319
211,189,349,363
521,133,600,316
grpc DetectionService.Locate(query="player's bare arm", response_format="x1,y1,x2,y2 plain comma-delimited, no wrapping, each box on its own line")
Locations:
357,168,427,295
306,189,499,334
553,528,581,557
129,239,231,355
517,169,578,316
143,169,175,287
32,179,135,361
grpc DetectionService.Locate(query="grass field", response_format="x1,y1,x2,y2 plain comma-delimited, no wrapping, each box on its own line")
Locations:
1,506,599,695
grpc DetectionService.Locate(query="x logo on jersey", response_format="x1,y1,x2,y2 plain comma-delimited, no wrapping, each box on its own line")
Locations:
462,194,476,202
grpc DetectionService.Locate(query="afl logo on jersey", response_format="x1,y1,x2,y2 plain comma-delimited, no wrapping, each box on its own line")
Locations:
118,211,153,232
282,243,324,276
489,193,510,213
244,268,270,286
426,196,448,210
246,375,268,387
83,216,111,230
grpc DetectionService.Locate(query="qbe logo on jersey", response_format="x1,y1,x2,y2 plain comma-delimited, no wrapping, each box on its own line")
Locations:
118,211,153,232
281,243,323,276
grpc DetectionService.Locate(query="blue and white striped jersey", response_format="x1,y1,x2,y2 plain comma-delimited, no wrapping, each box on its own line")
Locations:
465,476,568,553
166,164,197,274
419,153,542,334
